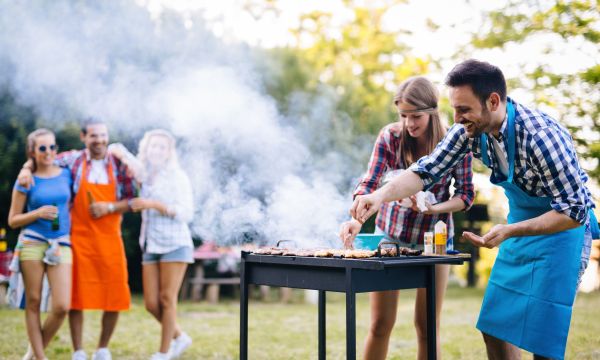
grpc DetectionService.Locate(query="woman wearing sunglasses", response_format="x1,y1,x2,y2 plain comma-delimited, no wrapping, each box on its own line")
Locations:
8,128,73,360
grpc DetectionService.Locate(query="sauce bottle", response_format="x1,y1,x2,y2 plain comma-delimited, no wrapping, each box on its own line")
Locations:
434,220,447,255
424,232,433,254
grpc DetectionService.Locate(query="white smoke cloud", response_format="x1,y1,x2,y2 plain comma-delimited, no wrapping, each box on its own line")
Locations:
0,0,365,247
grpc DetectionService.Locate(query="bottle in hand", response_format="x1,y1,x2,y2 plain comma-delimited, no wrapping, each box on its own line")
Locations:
51,203,60,231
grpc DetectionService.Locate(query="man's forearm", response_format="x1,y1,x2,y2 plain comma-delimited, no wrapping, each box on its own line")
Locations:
379,170,424,203
508,210,581,237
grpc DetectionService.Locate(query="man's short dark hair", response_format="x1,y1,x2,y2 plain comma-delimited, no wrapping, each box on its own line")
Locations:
445,59,507,105
80,117,106,135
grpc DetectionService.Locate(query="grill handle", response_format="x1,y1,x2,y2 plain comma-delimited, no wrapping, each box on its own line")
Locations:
377,240,401,258
276,239,297,248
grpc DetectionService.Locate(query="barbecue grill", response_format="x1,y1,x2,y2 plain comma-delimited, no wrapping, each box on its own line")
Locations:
239,244,469,360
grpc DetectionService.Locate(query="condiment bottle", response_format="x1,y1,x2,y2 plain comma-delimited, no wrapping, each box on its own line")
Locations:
424,232,433,254
434,220,447,255
0,228,6,252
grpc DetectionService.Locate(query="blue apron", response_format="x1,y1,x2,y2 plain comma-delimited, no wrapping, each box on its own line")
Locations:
475,102,587,359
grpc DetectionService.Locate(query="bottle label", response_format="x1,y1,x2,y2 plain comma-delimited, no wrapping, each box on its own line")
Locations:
434,233,446,246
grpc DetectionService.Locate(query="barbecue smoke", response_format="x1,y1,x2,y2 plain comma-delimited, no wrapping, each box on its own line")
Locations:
0,0,366,247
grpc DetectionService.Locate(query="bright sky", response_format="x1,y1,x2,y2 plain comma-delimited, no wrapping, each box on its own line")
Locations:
139,0,597,104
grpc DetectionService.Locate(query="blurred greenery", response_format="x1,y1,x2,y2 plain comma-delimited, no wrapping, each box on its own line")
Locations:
473,0,600,179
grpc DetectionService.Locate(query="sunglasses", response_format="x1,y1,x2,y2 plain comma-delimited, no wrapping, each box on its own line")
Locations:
38,144,57,152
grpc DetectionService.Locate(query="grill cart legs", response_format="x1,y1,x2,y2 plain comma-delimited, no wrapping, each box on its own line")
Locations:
319,290,326,360
240,261,248,360
426,265,437,360
345,267,356,360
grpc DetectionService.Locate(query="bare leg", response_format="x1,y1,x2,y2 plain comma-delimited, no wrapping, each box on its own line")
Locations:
21,260,46,360
414,264,450,360
158,262,188,353
482,333,521,360
69,310,84,351
143,263,182,341
363,290,400,360
41,263,71,347
143,263,162,321
98,311,119,349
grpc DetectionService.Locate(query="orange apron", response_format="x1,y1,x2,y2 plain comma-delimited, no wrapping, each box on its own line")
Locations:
70,159,130,311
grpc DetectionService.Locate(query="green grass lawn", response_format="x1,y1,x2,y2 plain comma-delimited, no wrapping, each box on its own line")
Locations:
1,286,599,359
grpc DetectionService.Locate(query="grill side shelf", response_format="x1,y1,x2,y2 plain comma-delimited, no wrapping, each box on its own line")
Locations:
379,256,467,267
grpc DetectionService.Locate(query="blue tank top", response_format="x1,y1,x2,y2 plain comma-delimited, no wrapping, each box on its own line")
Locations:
14,167,72,238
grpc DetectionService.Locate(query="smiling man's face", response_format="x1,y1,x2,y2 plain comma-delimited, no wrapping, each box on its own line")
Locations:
449,85,493,138
81,123,109,159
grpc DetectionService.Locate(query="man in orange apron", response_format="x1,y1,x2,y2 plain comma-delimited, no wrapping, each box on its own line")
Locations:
50,119,136,360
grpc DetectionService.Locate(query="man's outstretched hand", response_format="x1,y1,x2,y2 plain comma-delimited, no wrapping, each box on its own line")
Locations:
350,193,384,224
462,224,512,249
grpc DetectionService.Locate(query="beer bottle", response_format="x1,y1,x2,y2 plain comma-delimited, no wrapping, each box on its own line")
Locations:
87,190,95,204
51,203,60,231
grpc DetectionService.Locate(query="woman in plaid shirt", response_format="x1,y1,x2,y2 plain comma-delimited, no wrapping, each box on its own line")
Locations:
339,77,474,359
127,130,195,360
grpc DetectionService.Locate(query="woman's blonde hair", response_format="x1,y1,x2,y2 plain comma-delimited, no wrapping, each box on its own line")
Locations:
137,129,180,171
393,76,446,168
26,128,55,172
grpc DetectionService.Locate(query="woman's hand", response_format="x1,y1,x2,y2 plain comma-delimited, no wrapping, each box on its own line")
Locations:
410,196,438,214
35,205,58,220
339,219,362,249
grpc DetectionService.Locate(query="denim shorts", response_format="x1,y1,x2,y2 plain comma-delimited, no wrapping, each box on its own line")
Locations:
20,241,73,264
142,246,194,265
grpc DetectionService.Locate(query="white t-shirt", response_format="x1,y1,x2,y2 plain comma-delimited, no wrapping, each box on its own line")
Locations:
88,159,109,184
491,135,509,177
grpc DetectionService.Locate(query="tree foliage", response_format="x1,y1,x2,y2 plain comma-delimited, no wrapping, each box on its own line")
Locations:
288,1,431,135
473,0,600,181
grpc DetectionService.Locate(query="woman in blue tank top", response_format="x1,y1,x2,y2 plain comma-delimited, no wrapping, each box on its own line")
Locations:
8,128,73,360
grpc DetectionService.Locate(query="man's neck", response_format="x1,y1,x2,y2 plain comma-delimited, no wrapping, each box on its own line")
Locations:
489,102,507,138
86,148,106,161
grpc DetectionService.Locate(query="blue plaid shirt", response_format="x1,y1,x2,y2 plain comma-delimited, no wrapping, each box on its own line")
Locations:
409,97,594,224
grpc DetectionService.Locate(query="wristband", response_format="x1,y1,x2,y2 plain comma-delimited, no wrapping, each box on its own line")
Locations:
107,203,115,213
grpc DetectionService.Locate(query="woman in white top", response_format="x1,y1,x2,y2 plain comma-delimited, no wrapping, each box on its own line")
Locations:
128,129,194,360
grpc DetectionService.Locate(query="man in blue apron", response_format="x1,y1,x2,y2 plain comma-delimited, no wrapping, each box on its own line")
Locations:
350,59,598,360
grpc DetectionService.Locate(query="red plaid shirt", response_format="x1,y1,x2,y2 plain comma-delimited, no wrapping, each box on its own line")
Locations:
56,149,137,201
354,123,475,244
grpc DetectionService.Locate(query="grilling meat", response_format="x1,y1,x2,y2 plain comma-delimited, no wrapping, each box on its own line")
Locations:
314,249,334,257
380,247,423,256
345,249,377,258
252,246,422,258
